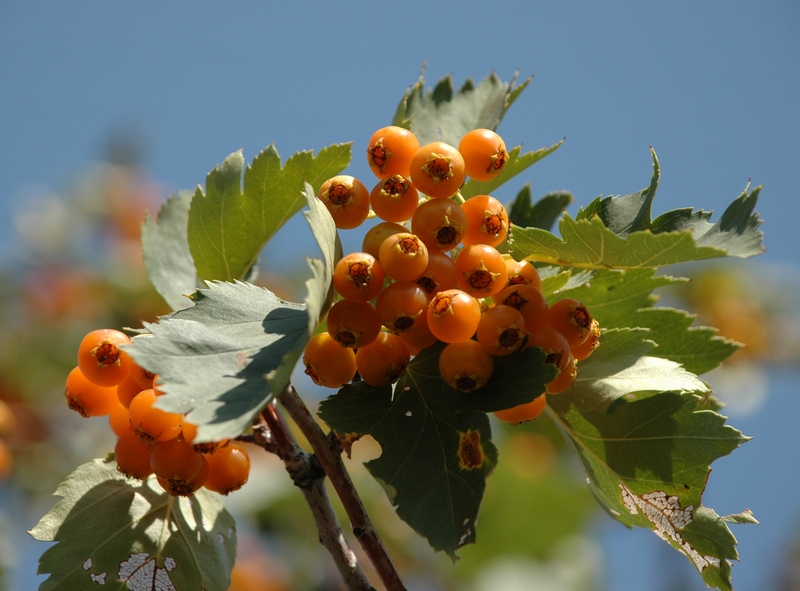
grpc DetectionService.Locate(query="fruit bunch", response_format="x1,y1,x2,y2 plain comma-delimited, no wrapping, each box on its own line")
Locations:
64,328,250,496
305,126,601,425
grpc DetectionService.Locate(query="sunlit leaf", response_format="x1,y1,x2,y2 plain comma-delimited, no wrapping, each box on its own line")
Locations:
141,190,198,311
30,457,236,591
394,71,531,147
187,144,350,282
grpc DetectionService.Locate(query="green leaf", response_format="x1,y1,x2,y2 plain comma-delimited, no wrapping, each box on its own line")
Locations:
546,374,751,591
128,189,337,442
553,269,740,374
394,71,531,146
126,281,309,442
187,143,350,282
509,213,728,269
141,190,198,311
652,184,765,258
300,181,342,335
30,457,236,591
507,186,574,231
509,151,764,268
318,343,555,558
577,147,661,235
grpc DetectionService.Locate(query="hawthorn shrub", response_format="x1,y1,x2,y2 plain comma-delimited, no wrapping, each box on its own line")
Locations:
30,71,763,591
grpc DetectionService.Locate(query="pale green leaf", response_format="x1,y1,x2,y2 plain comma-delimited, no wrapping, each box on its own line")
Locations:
30,457,236,591
126,281,308,442
141,190,198,311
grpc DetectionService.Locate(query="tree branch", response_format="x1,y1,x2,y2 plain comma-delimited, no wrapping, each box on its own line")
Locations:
253,403,375,591
277,384,407,591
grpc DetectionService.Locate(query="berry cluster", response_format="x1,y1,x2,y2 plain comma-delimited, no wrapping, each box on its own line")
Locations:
305,126,601,425
64,328,250,496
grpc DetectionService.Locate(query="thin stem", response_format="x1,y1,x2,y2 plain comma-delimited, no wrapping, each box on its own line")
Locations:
256,403,375,591
277,384,407,591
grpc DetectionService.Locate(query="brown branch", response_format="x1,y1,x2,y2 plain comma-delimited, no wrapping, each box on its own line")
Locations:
253,403,376,591
277,384,407,591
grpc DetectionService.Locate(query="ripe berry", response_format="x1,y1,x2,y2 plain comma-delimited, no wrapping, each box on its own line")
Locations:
114,434,154,480
204,441,251,495
366,126,420,179
151,437,206,496
317,175,370,229
128,388,183,448
495,284,549,330
116,374,144,409
571,318,601,361
370,175,420,222
493,394,546,425
458,128,509,182
64,366,119,417
505,259,542,291
108,402,134,438
476,305,528,356
378,232,429,282
326,299,382,349
454,244,509,298
409,142,466,199
77,328,132,387
411,197,468,252
375,282,428,334
333,252,385,302
415,251,460,300
427,289,481,343
362,221,408,259
460,194,509,247
356,332,411,387
303,333,357,388
546,354,577,394
438,340,494,392
546,298,594,347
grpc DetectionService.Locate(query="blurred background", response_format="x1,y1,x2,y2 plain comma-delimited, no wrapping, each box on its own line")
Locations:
1,2,799,590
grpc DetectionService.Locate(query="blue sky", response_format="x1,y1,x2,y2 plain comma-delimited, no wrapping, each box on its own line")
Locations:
2,2,799,590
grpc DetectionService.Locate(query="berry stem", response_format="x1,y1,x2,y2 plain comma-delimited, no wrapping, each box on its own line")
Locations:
255,402,375,591
277,384,407,591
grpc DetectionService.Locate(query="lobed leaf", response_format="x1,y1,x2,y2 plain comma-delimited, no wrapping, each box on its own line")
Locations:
127,188,338,442
187,143,350,283
141,190,198,311
318,343,555,558
30,457,236,591
553,268,740,374
546,348,751,591
509,150,764,268
394,70,531,147
126,281,308,442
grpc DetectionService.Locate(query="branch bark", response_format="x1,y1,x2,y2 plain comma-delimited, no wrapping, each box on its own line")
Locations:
253,403,376,591
277,384,407,591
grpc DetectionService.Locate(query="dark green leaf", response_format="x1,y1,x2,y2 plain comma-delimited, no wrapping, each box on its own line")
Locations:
577,148,660,236
30,457,236,591
187,144,350,282
141,191,198,311
318,342,555,558
507,186,574,231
